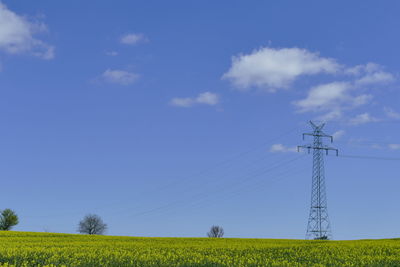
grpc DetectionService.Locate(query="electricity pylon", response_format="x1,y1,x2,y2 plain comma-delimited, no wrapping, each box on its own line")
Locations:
298,121,338,240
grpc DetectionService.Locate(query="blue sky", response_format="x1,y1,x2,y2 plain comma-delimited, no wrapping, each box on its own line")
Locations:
0,0,399,240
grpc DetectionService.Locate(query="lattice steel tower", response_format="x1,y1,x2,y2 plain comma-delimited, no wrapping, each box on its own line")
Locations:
298,121,338,240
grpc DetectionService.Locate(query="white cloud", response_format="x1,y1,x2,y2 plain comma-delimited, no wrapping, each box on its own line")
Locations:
102,69,139,85
195,92,219,105
120,33,147,45
0,2,54,59
222,47,339,91
170,97,194,107
384,107,400,120
348,113,379,125
293,62,390,123
223,46,397,125
388,144,400,150
332,130,345,140
170,92,219,108
269,144,297,153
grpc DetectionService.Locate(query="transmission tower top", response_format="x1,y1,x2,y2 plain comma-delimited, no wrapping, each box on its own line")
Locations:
298,121,338,156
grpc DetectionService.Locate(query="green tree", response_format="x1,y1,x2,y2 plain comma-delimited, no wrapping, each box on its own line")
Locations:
0,209,19,230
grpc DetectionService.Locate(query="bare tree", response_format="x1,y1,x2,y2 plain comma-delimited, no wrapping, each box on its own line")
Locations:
207,225,224,238
78,214,107,235
0,209,19,231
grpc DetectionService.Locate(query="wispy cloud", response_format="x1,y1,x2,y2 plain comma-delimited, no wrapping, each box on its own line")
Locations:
348,63,395,85
355,71,395,85
366,143,400,150
105,51,118,56
347,139,400,151
294,81,373,121
316,110,343,121
332,130,345,140
348,113,379,125
388,144,400,150
101,69,139,85
0,2,54,59
170,92,219,108
294,82,354,112
269,144,297,153
384,107,400,120
120,33,148,45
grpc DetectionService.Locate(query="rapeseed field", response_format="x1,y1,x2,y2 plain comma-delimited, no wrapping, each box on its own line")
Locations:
0,231,399,266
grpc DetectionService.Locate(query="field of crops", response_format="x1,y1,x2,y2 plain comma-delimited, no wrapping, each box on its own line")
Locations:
0,231,399,266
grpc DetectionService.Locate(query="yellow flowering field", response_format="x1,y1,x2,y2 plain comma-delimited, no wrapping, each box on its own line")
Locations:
0,231,399,266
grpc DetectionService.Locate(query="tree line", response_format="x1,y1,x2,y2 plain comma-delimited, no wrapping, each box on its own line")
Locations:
0,209,225,238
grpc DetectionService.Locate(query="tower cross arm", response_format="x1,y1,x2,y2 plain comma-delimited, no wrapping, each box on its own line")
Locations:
297,144,312,153
297,145,338,156
324,147,339,156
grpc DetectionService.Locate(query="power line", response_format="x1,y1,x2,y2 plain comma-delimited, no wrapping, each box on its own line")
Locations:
98,152,297,218
22,126,301,220
321,119,400,125
339,154,400,161
134,165,310,221
171,165,310,217
171,155,308,215
121,154,306,219
95,126,300,211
